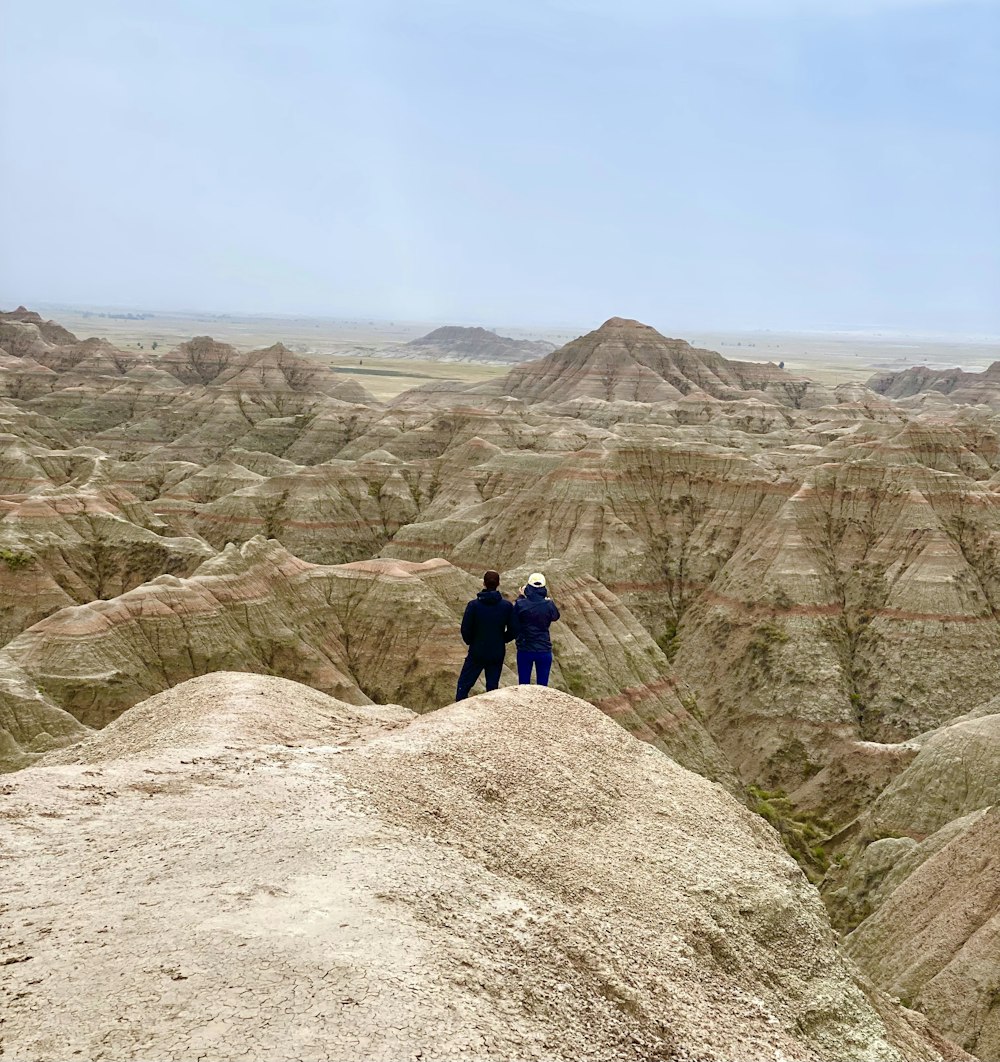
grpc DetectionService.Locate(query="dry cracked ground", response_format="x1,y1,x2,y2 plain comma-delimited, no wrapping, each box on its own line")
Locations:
1,306,999,1060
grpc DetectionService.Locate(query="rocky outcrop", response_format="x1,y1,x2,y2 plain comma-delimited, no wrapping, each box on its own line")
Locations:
191,460,417,564
0,659,89,771
1,676,967,1061
6,312,1000,811
842,805,1000,1060
0,452,213,646
158,337,380,402
820,706,1000,1058
869,362,1000,408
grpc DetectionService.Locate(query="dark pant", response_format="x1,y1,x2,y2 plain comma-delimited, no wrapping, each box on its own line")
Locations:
517,650,552,686
456,653,504,700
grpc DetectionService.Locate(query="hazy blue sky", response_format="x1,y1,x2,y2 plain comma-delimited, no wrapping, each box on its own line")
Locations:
2,0,998,332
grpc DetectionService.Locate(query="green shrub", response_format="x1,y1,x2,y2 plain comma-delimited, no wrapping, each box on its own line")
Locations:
746,621,789,676
772,587,793,610
655,617,680,661
747,785,831,883
677,690,703,721
0,548,31,571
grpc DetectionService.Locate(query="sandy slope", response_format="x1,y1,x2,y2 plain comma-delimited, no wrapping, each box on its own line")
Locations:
0,674,964,1062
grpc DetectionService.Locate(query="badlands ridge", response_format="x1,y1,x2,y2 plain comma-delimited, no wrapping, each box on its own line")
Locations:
2,307,999,1059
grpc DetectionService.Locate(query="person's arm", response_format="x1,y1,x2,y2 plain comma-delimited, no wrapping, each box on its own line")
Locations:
504,602,516,642
549,600,560,622
460,602,476,646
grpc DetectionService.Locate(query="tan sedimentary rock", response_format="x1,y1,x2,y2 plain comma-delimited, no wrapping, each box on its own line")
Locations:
862,713,1000,840
818,705,1000,1057
0,396,78,449
159,337,381,403
0,657,89,770
4,310,1000,804
0,460,213,646
1,436,193,648
0,350,60,400
5,308,1000,1048
192,459,418,563
1,675,967,1061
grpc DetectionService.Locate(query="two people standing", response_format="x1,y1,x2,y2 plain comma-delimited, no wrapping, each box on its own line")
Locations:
455,570,560,700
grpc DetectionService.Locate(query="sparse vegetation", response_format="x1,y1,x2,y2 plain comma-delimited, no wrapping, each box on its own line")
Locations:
747,785,831,883
746,621,789,678
772,587,793,611
258,489,290,540
765,738,821,784
0,547,32,571
677,689,703,721
655,617,680,660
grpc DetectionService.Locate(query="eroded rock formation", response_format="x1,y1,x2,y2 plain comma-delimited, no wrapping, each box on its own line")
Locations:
1,307,999,1055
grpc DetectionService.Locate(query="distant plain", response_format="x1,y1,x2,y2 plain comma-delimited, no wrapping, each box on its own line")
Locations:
39,306,1000,400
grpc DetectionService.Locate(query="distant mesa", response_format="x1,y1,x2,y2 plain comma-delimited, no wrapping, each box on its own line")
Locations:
405,325,555,363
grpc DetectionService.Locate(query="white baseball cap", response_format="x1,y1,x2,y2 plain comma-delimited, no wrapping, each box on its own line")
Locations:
527,572,546,588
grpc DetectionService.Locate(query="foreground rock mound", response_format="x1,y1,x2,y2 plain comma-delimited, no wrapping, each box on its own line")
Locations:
2,676,961,1061
45,671,412,763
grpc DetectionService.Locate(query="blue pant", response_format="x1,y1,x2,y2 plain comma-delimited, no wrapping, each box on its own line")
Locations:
456,653,504,700
517,650,552,686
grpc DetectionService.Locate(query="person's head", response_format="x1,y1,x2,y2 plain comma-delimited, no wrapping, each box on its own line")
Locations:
527,572,546,589
483,570,500,590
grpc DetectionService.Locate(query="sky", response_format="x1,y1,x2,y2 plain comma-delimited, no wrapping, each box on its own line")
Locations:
1,0,998,333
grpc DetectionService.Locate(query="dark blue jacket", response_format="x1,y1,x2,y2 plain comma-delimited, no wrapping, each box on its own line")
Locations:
460,589,514,662
512,585,560,651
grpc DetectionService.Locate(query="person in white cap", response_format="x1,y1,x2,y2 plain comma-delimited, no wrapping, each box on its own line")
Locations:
511,572,560,685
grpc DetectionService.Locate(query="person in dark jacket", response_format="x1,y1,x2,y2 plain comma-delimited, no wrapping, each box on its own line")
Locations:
511,572,560,685
456,570,515,700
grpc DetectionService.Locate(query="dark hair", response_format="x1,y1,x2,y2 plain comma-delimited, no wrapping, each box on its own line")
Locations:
483,570,500,589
